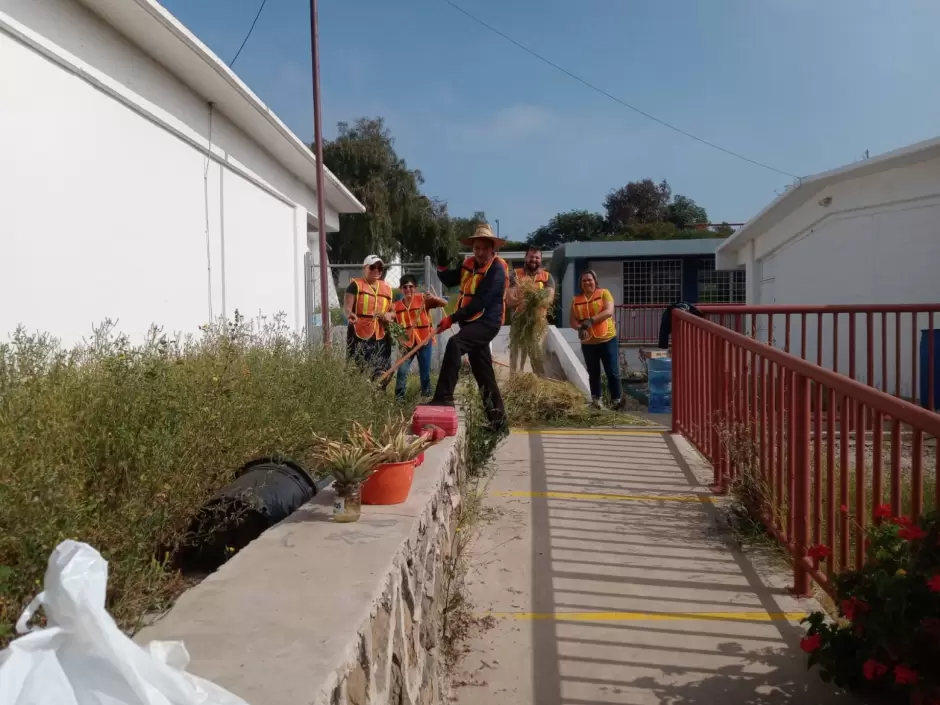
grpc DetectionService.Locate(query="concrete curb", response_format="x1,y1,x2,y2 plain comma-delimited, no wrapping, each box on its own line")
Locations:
136,429,466,705
546,326,591,400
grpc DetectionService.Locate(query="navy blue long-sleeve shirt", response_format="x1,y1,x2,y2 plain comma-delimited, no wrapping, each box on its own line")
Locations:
439,259,506,330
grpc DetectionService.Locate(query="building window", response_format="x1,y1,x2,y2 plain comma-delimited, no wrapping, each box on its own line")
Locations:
622,259,682,305
698,258,745,303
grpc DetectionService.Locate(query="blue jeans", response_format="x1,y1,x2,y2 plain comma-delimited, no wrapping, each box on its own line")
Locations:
581,337,622,401
396,343,433,399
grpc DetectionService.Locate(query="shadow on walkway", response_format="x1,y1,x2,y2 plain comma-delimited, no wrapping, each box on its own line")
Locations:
453,429,857,705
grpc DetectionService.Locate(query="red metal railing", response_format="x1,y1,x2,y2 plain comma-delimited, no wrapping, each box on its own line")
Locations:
699,304,940,411
615,304,667,345
672,309,940,596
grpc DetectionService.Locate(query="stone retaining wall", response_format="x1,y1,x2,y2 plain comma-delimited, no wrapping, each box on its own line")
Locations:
330,444,462,705
135,432,465,705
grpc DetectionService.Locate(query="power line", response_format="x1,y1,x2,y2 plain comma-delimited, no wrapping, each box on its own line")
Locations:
230,0,268,67
441,0,800,180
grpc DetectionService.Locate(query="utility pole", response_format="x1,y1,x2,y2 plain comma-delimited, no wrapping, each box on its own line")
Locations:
309,0,330,344
495,219,500,239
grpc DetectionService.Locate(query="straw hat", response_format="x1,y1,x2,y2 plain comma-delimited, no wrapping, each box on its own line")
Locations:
460,223,506,248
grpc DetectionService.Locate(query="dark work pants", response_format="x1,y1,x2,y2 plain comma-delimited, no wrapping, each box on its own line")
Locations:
347,329,391,380
432,322,506,430
581,337,623,401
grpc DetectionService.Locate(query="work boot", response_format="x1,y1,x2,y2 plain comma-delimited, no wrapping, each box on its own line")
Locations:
612,397,628,412
590,397,604,410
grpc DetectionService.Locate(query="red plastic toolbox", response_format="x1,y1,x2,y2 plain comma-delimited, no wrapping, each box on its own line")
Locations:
411,405,459,437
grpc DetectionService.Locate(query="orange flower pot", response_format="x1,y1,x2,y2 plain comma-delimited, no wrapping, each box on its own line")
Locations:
361,461,416,505
415,451,425,468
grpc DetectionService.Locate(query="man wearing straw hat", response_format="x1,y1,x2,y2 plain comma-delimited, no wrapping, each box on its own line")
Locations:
429,223,509,433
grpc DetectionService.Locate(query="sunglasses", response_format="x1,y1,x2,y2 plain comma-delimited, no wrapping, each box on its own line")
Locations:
369,263,384,271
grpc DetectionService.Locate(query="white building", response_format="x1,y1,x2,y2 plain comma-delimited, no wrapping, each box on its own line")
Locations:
0,0,363,345
716,136,940,397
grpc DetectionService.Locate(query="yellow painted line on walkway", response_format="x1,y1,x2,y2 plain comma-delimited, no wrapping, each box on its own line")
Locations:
491,490,713,504
510,428,663,436
485,610,808,623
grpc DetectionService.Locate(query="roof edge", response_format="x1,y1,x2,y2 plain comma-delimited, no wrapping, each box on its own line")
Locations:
78,0,365,215
718,134,940,257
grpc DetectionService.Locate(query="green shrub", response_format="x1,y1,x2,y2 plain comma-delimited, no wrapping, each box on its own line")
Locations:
0,314,407,640
802,508,940,703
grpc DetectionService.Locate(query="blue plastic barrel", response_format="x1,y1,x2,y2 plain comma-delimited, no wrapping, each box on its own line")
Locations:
647,357,672,414
919,330,940,408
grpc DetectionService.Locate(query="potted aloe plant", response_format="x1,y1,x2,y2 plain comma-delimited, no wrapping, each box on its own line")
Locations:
312,433,386,523
357,418,432,506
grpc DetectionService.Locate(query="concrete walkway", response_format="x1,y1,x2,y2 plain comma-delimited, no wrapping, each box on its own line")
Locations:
452,429,853,705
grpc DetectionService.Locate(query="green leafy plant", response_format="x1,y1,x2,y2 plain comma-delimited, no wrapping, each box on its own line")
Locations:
801,508,940,703
384,319,410,351
354,417,432,464
311,433,386,493
0,314,413,644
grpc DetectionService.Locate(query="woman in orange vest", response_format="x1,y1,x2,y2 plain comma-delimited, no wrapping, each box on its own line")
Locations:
393,274,448,400
344,254,395,380
570,270,625,410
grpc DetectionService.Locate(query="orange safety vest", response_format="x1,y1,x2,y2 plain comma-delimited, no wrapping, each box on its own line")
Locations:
572,288,615,340
351,278,393,340
456,256,510,325
394,293,434,348
514,268,550,289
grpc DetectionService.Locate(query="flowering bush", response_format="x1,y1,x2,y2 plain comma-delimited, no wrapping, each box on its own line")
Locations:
801,508,940,704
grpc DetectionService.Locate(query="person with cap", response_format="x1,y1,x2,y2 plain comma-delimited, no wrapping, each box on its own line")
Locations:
430,224,509,432
343,254,395,379
507,245,555,376
392,274,448,400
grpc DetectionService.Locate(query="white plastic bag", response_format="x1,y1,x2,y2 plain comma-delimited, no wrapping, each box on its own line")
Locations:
0,541,249,705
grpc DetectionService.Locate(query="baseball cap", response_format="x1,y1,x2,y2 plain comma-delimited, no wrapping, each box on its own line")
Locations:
363,254,384,267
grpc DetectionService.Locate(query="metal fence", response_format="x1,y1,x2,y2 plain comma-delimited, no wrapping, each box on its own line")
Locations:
699,304,940,411
614,304,668,345
672,308,940,597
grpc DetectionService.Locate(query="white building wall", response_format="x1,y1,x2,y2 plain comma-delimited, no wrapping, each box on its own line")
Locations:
748,158,940,398
0,0,338,345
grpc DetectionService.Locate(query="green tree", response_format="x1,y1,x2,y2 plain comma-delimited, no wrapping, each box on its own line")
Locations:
665,194,709,229
320,117,432,264
400,198,459,267
603,179,672,230
527,210,608,249
450,210,488,244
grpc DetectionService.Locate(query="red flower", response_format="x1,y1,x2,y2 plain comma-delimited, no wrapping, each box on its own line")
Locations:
841,597,870,621
807,544,831,560
800,634,822,653
874,504,892,520
921,617,940,637
895,665,919,685
929,576,940,593
863,658,889,681
900,525,928,541
895,515,915,527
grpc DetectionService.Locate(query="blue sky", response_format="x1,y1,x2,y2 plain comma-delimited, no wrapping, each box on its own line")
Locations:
163,0,940,240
